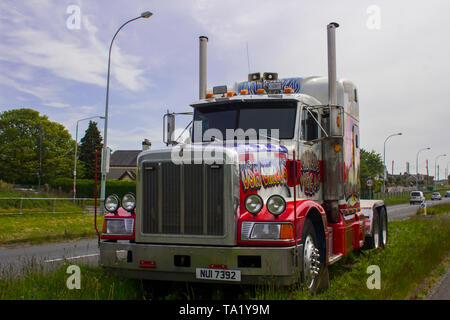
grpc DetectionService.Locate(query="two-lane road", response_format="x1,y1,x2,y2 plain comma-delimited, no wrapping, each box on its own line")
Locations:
388,197,450,221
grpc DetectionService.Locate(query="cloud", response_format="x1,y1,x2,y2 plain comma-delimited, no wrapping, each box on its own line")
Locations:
0,1,150,93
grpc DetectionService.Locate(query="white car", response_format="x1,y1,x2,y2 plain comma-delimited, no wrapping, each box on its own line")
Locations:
410,191,425,205
431,192,442,200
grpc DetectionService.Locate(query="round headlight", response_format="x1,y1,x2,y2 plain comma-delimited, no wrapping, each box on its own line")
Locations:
122,193,136,212
104,194,120,213
244,194,263,215
267,195,286,217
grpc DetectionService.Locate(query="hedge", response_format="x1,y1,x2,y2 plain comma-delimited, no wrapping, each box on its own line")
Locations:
50,178,136,199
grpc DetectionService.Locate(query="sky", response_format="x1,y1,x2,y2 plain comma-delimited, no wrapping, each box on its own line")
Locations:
0,0,449,179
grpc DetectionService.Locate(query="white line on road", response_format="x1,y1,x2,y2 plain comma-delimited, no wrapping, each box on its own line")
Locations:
44,253,99,263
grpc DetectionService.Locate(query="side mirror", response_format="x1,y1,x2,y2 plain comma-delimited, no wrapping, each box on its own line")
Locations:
163,112,176,146
286,159,301,187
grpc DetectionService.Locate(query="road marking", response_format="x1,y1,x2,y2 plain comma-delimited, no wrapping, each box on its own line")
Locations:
44,253,99,263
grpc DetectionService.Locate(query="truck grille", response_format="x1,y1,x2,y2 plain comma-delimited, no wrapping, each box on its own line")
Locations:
141,162,225,236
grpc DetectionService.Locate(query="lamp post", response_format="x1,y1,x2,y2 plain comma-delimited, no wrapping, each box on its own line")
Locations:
383,132,402,199
446,161,450,182
73,116,105,200
100,11,153,207
416,147,431,190
434,154,447,189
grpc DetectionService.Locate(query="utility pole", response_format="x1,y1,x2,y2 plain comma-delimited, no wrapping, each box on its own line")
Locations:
426,159,429,189
38,125,43,191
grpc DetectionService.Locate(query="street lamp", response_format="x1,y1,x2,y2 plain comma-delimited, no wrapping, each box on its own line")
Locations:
101,11,153,207
383,132,402,199
434,154,447,189
416,147,431,190
73,116,105,200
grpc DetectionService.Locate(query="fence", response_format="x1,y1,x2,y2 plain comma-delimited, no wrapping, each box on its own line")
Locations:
0,197,103,215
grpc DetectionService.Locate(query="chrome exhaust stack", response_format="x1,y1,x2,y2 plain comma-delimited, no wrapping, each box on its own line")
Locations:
327,22,339,106
199,36,208,99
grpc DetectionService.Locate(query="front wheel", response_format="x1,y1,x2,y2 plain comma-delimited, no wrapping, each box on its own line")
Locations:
301,219,329,293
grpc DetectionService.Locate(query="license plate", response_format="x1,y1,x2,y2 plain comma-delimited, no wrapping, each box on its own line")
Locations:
196,268,241,282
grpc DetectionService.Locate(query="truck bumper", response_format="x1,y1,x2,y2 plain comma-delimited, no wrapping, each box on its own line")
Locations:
100,241,303,285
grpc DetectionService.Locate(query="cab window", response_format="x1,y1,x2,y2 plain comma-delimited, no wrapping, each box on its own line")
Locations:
301,108,319,141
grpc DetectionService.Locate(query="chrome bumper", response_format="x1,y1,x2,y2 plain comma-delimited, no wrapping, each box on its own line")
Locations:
100,242,303,285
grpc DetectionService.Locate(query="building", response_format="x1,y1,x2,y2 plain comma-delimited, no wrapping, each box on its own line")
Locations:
106,150,141,181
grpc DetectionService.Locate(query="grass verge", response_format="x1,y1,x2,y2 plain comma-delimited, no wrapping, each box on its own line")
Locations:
1,211,448,300
0,263,144,300
248,214,450,300
0,212,103,245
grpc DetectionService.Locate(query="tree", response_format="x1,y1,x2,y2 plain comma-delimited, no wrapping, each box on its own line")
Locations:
360,148,384,193
78,121,103,179
0,108,75,185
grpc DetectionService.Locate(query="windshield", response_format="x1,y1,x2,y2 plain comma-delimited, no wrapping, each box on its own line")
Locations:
411,192,421,197
193,101,297,142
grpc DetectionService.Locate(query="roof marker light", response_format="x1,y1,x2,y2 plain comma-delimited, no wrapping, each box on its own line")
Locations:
227,91,235,97
240,89,248,95
257,88,265,94
205,93,214,98
284,87,293,93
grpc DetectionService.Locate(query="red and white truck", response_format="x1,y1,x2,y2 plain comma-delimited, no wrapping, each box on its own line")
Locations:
98,22,387,292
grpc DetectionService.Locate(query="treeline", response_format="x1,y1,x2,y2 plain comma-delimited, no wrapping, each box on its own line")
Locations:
0,108,103,186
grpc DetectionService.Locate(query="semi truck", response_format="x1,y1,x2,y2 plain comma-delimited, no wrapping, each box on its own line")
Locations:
98,22,388,292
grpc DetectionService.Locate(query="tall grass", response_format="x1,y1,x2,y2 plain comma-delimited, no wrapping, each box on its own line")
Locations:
247,214,450,300
0,263,144,300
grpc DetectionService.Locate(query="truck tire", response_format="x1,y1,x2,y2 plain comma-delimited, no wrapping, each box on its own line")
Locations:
362,210,379,250
379,207,388,249
301,219,329,293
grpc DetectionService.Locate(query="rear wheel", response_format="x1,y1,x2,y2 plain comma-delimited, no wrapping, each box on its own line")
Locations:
301,219,329,293
379,207,388,249
363,210,379,250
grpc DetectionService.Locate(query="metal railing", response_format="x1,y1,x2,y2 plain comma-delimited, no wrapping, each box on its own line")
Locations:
0,197,103,215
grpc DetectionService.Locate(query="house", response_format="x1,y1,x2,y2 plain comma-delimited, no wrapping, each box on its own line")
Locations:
106,150,141,181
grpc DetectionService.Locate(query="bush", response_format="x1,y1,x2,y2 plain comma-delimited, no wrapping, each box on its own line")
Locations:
50,178,135,198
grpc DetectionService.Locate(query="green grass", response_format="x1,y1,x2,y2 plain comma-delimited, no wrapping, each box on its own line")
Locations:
0,264,144,300
247,214,450,300
0,212,103,245
1,211,448,300
416,203,450,216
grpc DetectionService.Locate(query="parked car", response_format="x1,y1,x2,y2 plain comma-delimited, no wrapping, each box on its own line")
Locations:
431,192,442,200
445,191,450,198
410,191,425,205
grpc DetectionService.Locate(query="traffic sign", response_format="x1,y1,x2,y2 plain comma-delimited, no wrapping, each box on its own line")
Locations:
366,179,374,188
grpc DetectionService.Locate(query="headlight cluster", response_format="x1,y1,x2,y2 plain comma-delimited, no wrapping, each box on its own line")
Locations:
244,194,286,217
241,221,293,241
104,193,136,213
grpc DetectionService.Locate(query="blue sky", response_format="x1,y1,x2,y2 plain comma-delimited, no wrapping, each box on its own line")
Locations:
0,0,449,179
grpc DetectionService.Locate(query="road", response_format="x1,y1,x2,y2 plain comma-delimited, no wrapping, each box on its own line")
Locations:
388,197,450,221
0,239,99,277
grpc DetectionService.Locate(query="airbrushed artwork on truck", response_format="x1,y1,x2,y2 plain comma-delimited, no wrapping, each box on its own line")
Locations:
344,116,361,208
238,146,321,198
238,144,288,193
298,150,321,197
